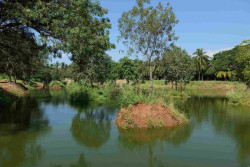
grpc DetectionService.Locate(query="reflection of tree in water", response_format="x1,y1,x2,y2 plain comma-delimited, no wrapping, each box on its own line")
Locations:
0,97,49,133
175,97,250,166
0,97,50,167
118,124,193,167
71,103,117,149
31,89,69,106
52,153,91,167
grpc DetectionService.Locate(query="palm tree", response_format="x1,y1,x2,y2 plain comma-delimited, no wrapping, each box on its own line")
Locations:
193,48,209,81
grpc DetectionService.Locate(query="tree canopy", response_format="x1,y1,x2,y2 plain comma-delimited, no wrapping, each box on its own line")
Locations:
118,0,178,96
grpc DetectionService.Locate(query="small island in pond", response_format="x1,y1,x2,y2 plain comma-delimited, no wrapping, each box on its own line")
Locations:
115,103,187,129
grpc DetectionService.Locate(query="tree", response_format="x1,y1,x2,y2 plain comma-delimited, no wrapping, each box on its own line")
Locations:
109,61,120,86
207,47,244,81
0,29,46,82
118,0,178,97
134,59,149,83
193,48,209,81
163,47,194,89
119,57,138,84
237,40,250,90
1,0,114,79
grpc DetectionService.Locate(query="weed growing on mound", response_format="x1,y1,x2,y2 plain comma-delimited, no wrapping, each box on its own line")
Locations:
169,103,189,123
147,116,165,128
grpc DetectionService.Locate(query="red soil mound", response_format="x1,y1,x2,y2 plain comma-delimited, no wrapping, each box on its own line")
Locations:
115,103,186,129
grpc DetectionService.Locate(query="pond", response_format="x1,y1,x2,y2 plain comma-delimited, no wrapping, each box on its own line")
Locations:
0,89,249,167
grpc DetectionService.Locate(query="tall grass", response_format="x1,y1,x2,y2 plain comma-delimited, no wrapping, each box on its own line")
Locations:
226,90,250,106
69,83,189,108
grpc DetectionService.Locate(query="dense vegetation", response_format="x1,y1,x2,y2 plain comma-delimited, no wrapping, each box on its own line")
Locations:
0,0,249,106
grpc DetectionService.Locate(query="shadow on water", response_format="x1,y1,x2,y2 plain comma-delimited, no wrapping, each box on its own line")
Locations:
175,97,250,166
0,96,50,167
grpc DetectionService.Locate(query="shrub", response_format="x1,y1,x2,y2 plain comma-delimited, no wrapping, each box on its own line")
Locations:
70,86,90,102
118,90,139,108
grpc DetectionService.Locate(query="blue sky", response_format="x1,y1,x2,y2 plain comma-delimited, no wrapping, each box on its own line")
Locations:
53,0,250,64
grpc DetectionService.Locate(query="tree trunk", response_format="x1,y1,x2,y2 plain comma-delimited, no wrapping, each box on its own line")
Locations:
198,71,201,81
149,65,153,98
14,76,17,83
175,81,178,90
247,82,250,91
202,73,204,81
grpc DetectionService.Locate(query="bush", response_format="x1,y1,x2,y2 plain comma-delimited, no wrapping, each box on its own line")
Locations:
118,90,139,108
69,86,90,102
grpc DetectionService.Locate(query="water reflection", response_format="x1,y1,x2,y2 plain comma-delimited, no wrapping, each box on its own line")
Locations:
71,103,117,149
52,153,91,167
30,89,69,106
0,97,49,133
0,97,50,167
175,97,250,166
118,124,193,167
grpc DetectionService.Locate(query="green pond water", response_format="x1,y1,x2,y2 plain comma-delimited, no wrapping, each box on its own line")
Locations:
0,89,249,167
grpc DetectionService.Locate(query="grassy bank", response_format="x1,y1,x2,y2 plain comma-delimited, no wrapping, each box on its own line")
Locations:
226,90,250,106
0,82,27,97
69,84,189,107
186,81,246,90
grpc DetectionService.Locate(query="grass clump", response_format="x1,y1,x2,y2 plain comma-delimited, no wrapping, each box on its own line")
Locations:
226,90,250,106
147,116,165,128
118,90,139,108
169,102,189,123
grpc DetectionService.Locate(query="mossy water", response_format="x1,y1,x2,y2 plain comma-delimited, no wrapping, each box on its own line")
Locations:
0,89,249,167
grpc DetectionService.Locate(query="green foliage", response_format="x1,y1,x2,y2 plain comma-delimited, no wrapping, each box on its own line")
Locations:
193,48,209,81
118,90,139,108
118,57,138,83
0,28,46,82
118,0,178,94
70,86,91,102
1,0,114,84
237,40,250,89
163,47,194,88
147,116,165,128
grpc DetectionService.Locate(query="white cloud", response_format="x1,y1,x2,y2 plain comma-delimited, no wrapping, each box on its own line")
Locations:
205,47,233,58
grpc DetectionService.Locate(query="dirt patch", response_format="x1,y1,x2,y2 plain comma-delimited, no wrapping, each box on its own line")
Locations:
0,82,27,96
116,80,127,84
115,103,186,129
0,79,8,83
